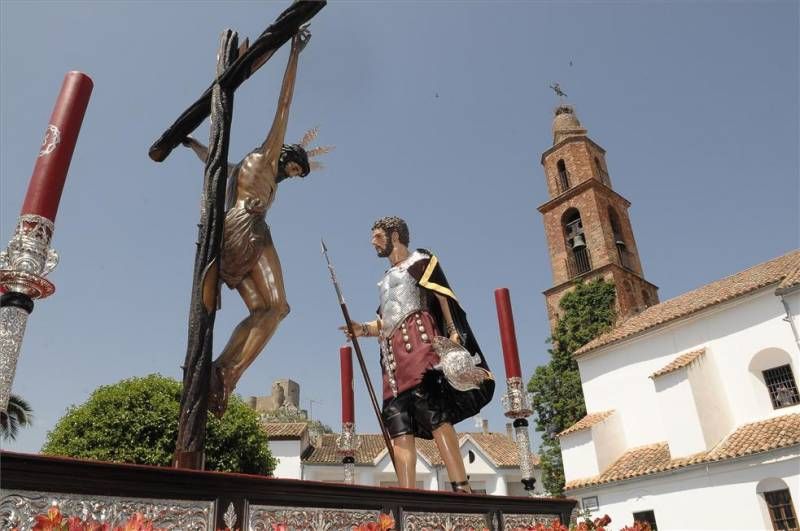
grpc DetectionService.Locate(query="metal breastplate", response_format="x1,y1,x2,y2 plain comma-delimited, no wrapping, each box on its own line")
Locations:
378,252,427,337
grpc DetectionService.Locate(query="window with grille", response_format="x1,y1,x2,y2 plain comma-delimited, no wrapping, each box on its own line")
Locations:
632,511,658,530
762,365,800,409
765,489,798,530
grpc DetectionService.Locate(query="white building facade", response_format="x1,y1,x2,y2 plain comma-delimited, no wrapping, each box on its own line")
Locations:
263,423,544,497
559,251,800,530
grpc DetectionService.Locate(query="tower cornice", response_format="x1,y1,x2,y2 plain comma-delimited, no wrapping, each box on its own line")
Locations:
542,262,660,297
537,178,631,214
540,135,606,165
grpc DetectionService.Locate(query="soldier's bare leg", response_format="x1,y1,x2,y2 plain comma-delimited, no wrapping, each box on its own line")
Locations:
391,434,417,488
433,423,471,492
209,242,289,416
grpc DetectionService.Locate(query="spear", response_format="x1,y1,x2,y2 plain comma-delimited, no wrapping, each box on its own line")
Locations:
321,239,397,474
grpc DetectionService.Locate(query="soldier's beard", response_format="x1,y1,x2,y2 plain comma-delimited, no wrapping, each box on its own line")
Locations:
376,240,393,258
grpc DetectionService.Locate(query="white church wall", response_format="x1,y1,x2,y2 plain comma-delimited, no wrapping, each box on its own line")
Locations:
578,332,672,449
268,439,303,479
688,352,734,451
570,447,799,531
577,289,798,456
560,429,599,482
653,368,707,458
592,410,626,472
707,290,799,425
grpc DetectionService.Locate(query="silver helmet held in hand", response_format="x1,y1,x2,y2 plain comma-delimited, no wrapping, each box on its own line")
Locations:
432,336,493,392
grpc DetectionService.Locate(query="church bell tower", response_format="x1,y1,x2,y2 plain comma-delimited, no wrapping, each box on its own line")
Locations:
539,104,658,330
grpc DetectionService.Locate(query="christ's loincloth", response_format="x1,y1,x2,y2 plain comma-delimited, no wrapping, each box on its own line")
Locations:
220,197,270,288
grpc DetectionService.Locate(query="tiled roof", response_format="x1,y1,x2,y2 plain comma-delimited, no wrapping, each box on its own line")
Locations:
565,413,800,490
777,264,800,292
650,348,706,379
304,434,387,465
467,433,540,467
576,250,800,356
303,432,537,468
262,422,308,440
558,411,615,438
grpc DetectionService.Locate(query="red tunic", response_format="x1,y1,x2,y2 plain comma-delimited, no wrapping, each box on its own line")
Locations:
382,311,440,400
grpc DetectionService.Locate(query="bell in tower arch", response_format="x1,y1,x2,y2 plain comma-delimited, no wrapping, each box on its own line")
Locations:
572,234,586,249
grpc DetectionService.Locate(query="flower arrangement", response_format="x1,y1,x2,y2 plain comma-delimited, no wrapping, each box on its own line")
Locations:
570,513,652,531
20,506,165,531
352,513,395,531
513,520,569,531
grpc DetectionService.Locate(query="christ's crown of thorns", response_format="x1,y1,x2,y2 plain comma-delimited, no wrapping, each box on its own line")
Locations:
299,127,333,171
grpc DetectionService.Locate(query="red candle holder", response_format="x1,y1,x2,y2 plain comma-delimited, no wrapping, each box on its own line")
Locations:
494,288,536,494
495,288,522,379
0,72,93,412
336,345,359,484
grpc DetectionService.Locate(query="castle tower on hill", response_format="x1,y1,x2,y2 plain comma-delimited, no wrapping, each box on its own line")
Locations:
539,104,659,331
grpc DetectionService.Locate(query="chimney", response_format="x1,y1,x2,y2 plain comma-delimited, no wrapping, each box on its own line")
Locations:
482,419,489,434
506,422,514,441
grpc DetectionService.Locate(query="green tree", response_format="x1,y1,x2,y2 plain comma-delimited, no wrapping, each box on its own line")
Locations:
528,278,616,495
42,374,276,474
1,394,33,441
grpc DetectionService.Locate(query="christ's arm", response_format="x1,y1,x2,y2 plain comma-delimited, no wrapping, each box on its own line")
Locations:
182,136,209,162
260,27,310,159
182,136,237,176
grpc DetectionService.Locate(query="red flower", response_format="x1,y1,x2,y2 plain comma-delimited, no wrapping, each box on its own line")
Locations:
33,506,65,531
378,513,395,531
594,515,611,527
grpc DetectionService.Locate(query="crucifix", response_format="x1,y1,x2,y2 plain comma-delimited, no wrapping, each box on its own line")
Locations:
148,0,327,471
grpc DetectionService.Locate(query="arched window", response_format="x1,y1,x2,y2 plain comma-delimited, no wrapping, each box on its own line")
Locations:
608,207,630,269
749,349,800,410
556,159,571,193
757,478,798,530
562,208,591,277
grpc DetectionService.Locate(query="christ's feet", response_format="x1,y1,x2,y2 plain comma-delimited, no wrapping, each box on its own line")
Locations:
208,364,232,418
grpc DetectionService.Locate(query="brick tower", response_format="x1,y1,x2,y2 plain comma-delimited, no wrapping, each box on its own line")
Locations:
539,104,658,330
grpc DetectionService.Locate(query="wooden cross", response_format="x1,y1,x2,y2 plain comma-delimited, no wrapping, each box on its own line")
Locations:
149,0,326,472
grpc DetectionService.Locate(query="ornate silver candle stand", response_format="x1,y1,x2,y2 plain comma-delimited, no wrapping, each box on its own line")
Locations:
0,214,59,411
335,422,360,484
501,376,536,494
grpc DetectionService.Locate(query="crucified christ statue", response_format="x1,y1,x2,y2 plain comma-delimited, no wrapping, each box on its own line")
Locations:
182,26,316,417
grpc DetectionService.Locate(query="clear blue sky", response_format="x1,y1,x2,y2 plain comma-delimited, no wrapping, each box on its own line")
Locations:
1,1,797,455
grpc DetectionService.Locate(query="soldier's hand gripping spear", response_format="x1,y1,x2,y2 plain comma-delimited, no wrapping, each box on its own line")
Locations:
321,239,398,474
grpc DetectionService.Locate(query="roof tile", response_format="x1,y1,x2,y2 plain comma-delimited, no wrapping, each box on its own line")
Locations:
576,250,800,356
565,413,800,490
558,411,615,438
650,348,706,379
262,422,308,439
303,432,537,467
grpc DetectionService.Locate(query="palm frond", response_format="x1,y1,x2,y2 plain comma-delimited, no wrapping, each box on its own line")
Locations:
1,394,33,441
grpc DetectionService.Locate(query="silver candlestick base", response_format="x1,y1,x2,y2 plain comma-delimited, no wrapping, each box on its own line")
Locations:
502,376,536,494
501,376,533,418
335,422,360,485
0,215,59,412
